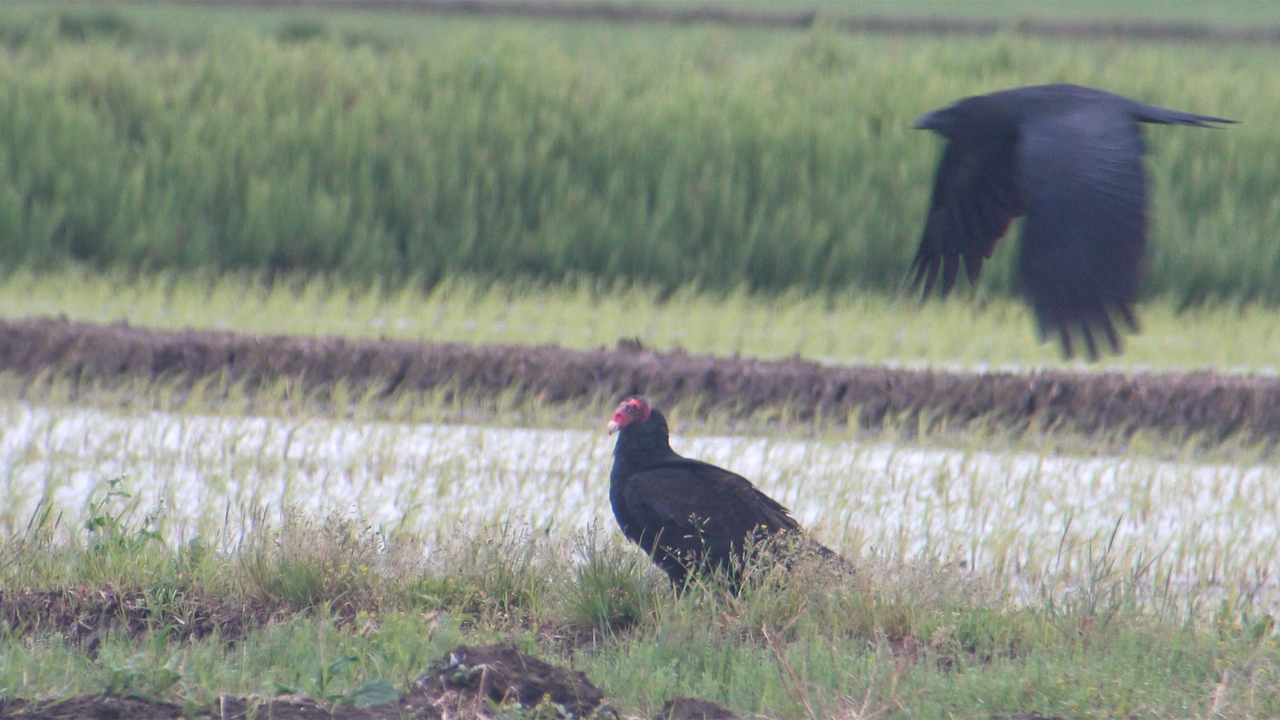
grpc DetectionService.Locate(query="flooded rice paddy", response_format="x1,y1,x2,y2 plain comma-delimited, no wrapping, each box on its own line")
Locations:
2,399,1276,600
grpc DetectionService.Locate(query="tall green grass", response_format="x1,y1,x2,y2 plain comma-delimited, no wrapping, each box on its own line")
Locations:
0,7,1275,304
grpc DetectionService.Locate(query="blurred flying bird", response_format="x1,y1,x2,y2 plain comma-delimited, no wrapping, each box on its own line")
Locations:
910,83,1235,359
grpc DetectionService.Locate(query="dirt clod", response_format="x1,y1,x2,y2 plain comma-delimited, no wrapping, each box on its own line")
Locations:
415,643,605,718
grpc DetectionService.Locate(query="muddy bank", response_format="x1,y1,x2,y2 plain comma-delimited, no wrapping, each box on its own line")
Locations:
150,0,1280,44
2,316,1279,444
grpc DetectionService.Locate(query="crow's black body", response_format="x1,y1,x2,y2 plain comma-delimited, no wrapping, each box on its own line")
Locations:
911,83,1235,359
606,396,832,588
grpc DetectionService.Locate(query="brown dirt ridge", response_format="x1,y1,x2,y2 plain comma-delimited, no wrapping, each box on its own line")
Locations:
148,0,1280,44
3,316,1280,445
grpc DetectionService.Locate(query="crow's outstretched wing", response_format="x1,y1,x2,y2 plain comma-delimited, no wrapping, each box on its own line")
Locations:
910,84,1235,360
911,132,1024,298
1015,105,1147,359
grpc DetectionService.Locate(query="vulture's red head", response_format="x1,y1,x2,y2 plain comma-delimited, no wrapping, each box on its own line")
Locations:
607,395,651,435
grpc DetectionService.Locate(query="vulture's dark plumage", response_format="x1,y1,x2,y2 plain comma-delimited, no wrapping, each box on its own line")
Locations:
911,83,1235,359
607,396,834,588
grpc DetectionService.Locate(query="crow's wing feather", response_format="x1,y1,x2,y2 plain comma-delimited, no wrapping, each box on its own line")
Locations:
911,133,1024,297
1015,105,1146,359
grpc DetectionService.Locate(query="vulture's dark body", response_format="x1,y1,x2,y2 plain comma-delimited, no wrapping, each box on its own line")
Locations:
609,409,816,587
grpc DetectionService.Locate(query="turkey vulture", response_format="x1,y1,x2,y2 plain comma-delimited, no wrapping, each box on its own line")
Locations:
606,395,834,588
910,83,1235,359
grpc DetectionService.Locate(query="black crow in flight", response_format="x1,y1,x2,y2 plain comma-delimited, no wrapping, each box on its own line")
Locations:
910,84,1235,359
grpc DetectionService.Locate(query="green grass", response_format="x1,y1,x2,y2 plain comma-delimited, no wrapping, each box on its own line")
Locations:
1,503,1277,718
6,268,1280,373
0,5,1274,306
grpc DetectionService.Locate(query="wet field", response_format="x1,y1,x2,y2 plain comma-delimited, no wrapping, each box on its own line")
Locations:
4,397,1275,601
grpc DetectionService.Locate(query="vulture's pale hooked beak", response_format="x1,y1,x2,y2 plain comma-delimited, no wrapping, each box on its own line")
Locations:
607,420,621,435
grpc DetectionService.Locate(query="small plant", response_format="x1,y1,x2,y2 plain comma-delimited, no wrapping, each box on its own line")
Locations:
240,510,381,610
83,477,162,554
1040,518,1155,642
405,525,551,620
273,654,399,710
565,524,658,634
68,477,166,584
95,651,183,700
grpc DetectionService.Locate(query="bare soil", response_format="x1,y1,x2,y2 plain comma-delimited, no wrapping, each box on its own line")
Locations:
157,0,1280,44
0,695,191,720
0,692,446,719
3,316,1280,446
0,587,280,653
414,642,605,717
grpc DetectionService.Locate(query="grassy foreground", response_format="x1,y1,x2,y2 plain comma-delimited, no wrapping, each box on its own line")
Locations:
4,269,1280,373
1,495,1277,719
0,5,1274,305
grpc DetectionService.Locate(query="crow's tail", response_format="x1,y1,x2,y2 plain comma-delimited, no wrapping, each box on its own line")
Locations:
1132,103,1237,127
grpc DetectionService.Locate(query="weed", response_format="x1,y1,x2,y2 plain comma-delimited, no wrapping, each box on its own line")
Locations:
240,510,382,611
564,523,661,635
